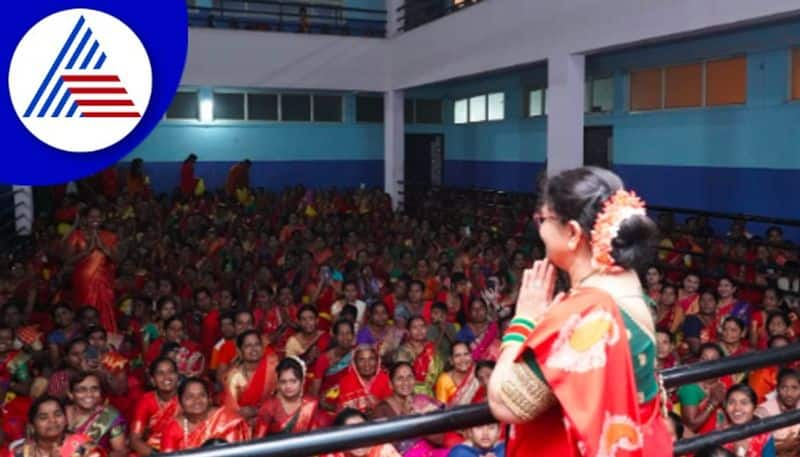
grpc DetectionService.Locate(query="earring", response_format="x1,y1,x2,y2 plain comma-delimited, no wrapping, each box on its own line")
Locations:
26,424,34,439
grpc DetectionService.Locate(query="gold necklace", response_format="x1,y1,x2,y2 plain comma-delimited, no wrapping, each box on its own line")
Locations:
574,269,603,288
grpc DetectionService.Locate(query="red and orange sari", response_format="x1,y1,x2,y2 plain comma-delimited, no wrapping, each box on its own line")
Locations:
508,288,672,457
67,230,118,333
130,391,180,452
254,396,319,438
160,407,250,452
223,349,279,412
337,349,392,414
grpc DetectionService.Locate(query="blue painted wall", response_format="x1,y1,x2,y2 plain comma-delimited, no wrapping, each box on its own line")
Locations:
127,90,384,193
408,18,800,218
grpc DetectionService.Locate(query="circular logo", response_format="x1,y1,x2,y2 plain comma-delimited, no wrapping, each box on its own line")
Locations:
8,8,152,153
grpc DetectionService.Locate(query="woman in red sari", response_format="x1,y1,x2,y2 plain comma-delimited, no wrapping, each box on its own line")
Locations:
394,316,442,396
180,154,200,197
161,378,250,452
319,409,400,457
130,358,181,456
254,357,319,438
65,207,118,333
488,167,672,456
337,345,392,417
677,272,701,316
223,330,278,427
143,317,204,377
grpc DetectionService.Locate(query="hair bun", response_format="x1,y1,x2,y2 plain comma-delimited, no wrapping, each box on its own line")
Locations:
610,214,659,271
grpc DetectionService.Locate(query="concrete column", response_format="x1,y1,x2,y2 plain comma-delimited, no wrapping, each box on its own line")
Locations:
546,52,585,175
384,89,404,210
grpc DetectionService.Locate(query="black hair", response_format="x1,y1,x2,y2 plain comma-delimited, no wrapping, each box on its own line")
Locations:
725,383,757,406
538,167,658,271
160,342,182,358
721,316,746,334
431,301,448,313
297,304,318,318
655,327,674,342
766,310,791,331
698,342,724,359
389,361,413,380
85,326,106,339
178,377,208,400
694,447,735,457
333,407,367,427
68,371,103,393
409,279,425,291
276,357,304,380
201,438,228,447
667,411,684,440
475,360,496,373
28,395,66,425
340,304,358,321
164,316,184,330
777,367,800,387
149,356,178,378
333,319,355,336
184,153,198,163
407,315,427,330
236,329,262,349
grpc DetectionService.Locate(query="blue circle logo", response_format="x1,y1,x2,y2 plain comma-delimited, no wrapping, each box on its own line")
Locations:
2,0,187,184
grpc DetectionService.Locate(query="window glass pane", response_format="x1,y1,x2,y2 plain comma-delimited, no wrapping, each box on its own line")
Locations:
454,99,468,124
706,57,747,106
167,91,198,119
247,93,278,120
528,89,543,117
213,92,244,120
415,99,442,124
665,63,702,108
313,95,342,122
356,96,383,123
630,68,663,111
469,95,486,122
281,94,311,121
487,92,504,120
590,77,614,112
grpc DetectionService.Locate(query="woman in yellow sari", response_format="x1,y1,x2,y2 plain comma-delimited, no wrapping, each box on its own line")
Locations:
434,342,480,406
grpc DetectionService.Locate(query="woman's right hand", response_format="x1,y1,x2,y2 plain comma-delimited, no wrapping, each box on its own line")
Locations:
515,260,562,322
708,381,726,406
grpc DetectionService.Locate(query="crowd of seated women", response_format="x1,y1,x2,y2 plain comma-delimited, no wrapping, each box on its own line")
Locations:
1,165,514,457
1,162,799,457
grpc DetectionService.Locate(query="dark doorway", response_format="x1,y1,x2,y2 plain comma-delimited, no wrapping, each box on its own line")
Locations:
584,126,613,169
404,133,444,214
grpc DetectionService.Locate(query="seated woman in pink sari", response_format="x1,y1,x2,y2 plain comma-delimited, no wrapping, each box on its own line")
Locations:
255,357,320,437
373,362,448,457
455,299,499,361
65,372,128,457
337,345,392,417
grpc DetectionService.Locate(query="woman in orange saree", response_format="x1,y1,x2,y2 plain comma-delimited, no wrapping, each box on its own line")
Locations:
130,358,181,456
487,168,672,457
337,345,392,417
254,357,319,438
65,207,118,334
434,342,480,407
223,330,278,427
161,378,249,452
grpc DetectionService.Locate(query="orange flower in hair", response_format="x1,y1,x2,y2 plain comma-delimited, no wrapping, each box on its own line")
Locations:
591,190,646,272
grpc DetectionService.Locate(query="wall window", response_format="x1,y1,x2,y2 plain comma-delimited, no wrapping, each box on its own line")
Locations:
705,56,747,106
313,95,343,122
630,68,663,111
586,77,614,113
212,92,245,120
487,92,504,121
414,99,443,124
664,63,702,108
246,93,278,121
468,95,486,122
454,99,468,124
453,92,503,124
281,94,311,121
527,88,545,117
630,56,747,111
166,90,199,119
356,95,383,123
793,48,800,100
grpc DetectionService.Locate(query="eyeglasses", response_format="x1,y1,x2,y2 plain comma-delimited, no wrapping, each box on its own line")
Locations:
533,214,560,227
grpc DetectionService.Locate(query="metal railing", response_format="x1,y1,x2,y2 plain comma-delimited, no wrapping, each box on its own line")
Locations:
396,0,485,32
158,343,800,457
187,0,387,37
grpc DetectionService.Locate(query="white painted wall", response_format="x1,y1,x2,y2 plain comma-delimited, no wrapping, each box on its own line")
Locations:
183,1,800,91
183,28,390,91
